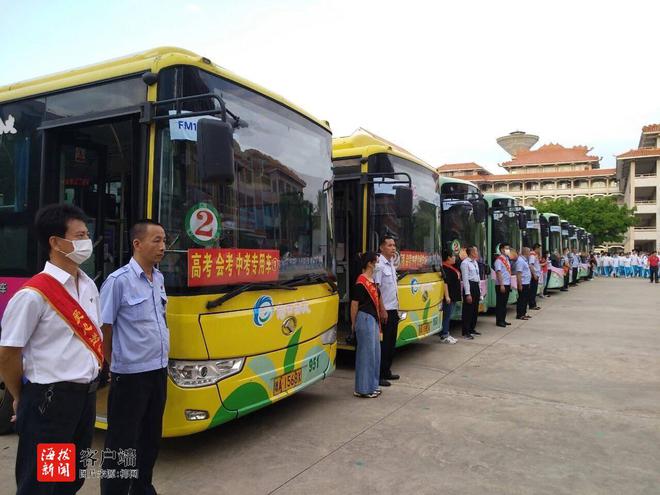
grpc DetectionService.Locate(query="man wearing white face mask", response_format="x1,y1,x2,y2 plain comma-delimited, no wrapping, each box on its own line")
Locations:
0,203,102,495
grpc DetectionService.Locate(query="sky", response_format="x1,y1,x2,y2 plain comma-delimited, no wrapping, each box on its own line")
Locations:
2,0,659,173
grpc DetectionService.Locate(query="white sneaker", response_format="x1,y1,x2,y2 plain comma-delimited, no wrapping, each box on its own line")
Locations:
441,335,457,344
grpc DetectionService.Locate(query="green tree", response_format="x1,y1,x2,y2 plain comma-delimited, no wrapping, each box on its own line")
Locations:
534,197,637,245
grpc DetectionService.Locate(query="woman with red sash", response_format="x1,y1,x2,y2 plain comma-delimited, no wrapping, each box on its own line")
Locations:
350,252,382,398
439,250,460,344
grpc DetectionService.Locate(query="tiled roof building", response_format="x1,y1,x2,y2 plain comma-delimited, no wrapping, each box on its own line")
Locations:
616,124,660,252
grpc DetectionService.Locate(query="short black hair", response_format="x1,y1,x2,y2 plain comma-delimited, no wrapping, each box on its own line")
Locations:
442,249,454,261
358,251,379,271
380,234,396,246
35,203,88,253
130,219,165,243
499,243,510,252
533,243,541,250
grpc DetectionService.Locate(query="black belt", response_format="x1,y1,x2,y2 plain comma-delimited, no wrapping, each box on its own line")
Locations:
26,376,100,394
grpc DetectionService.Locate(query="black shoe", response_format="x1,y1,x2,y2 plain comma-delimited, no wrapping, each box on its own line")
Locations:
560,289,568,292
462,334,474,340
531,307,541,310
471,331,482,335
496,323,507,328
505,322,512,326
386,373,400,380
379,379,391,387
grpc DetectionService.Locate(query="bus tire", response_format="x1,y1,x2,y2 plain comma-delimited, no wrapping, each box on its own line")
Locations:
0,381,15,435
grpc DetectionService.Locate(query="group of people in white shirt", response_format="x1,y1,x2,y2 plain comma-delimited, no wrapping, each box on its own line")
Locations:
595,251,651,278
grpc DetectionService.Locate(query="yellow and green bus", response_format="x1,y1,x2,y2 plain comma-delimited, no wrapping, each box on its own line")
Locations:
540,212,565,290
0,47,338,436
484,193,523,309
438,176,488,316
331,129,444,349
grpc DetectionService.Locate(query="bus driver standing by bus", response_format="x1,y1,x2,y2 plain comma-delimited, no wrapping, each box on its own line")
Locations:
374,235,400,387
100,220,169,495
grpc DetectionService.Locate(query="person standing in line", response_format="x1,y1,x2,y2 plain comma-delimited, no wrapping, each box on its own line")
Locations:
439,250,460,344
611,253,620,278
649,251,659,283
539,251,550,298
642,252,650,279
588,252,596,279
631,250,640,278
623,253,632,278
0,204,102,495
570,248,580,286
528,244,542,310
351,252,382,398
595,253,603,277
561,248,570,291
374,235,400,387
460,246,481,340
494,243,513,328
603,253,612,278
100,220,169,495
514,247,532,320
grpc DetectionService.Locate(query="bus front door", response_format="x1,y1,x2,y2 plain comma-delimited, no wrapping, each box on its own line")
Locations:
43,117,140,422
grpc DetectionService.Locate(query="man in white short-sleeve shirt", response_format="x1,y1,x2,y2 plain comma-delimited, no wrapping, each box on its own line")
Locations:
374,235,400,386
0,204,102,495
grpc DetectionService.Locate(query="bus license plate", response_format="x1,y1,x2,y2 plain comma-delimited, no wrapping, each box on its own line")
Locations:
273,368,303,395
419,322,430,336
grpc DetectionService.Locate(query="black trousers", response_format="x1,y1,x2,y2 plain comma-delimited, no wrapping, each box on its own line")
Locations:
650,266,659,283
15,381,96,495
517,284,530,318
543,271,551,295
380,310,399,379
571,267,579,285
529,278,538,309
101,368,167,495
461,281,481,335
563,271,570,289
495,285,511,325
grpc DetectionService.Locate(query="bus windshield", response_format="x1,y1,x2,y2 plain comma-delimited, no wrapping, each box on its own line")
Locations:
549,218,561,254
440,183,486,259
492,208,522,253
370,154,440,272
156,67,333,294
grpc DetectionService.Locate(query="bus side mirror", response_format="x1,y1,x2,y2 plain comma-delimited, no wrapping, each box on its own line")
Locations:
197,118,235,184
473,202,486,223
395,187,413,217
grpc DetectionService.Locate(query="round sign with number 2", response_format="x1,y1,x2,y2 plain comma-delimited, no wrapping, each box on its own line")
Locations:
185,203,221,246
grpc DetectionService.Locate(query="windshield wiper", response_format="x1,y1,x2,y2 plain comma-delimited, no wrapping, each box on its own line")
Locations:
206,281,296,310
282,273,338,293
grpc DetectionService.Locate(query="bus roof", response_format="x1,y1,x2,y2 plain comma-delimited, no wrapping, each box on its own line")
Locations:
483,192,518,205
541,212,560,219
332,128,437,174
523,205,538,212
0,46,330,132
438,176,480,189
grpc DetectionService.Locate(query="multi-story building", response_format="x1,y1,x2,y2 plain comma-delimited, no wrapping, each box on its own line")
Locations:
616,124,660,252
445,133,620,206
436,162,492,178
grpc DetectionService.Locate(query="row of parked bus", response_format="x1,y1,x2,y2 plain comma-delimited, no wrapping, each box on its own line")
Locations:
0,47,593,437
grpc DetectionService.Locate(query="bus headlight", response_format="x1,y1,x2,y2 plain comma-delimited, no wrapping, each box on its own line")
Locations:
321,326,337,344
398,311,408,321
168,358,244,388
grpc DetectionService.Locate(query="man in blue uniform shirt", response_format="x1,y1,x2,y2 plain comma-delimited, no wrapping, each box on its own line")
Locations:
493,243,513,328
514,247,533,320
100,220,168,495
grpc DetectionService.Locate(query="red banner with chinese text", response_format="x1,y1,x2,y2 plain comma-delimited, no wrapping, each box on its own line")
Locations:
398,251,434,270
188,248,280,287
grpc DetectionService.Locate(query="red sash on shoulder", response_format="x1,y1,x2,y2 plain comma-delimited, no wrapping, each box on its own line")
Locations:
22,273,103,366
442,262,461,280
497,255,511,274
356,274,382,333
